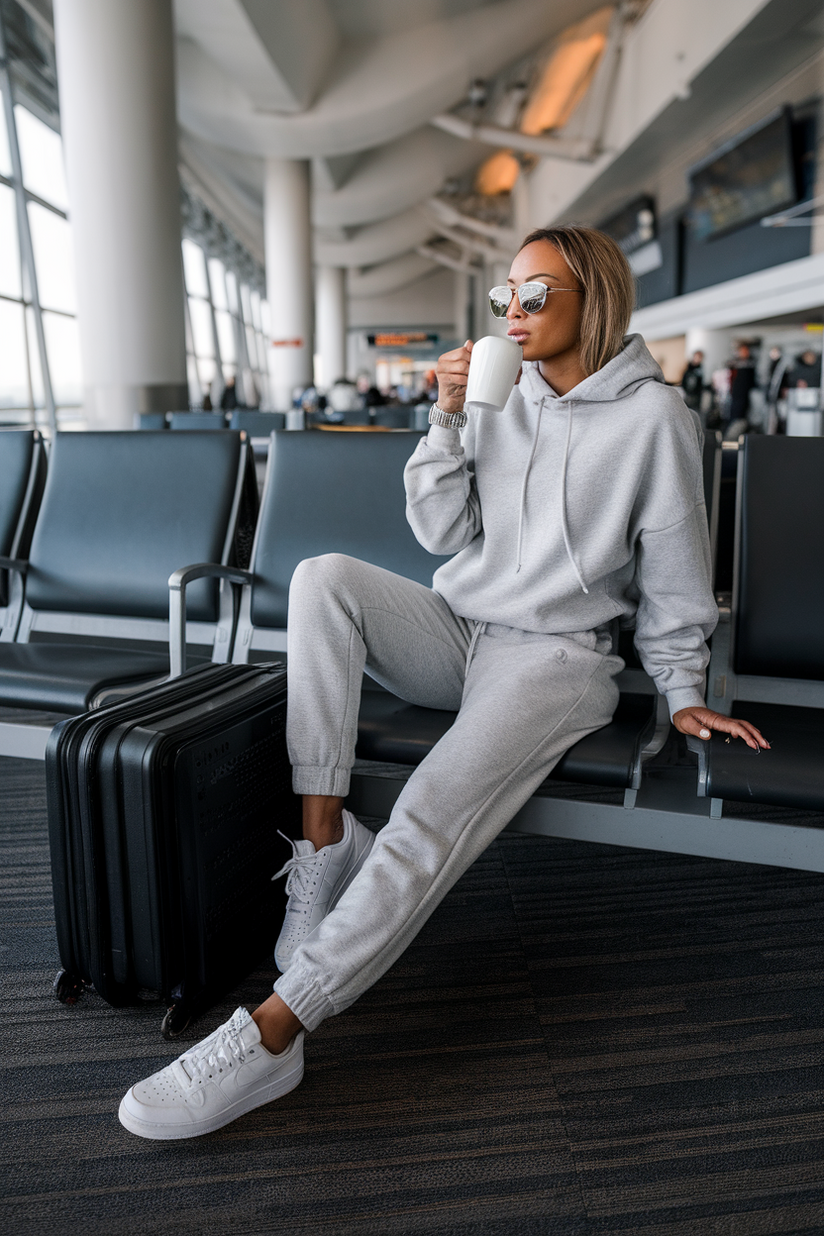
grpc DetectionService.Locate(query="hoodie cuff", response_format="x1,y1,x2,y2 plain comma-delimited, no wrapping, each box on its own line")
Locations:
664,686,708,720
426,424,463,453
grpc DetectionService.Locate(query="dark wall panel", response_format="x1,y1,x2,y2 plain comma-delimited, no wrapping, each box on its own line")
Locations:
681,214,810,294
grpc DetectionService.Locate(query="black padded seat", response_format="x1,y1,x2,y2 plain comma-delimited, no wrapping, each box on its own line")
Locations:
25,431,244,622
703,701,824,812
694,438,824,814
249,430,449,630
371,407,413,429
356,691,657,789
0,432,251,747
229,411,286,434
169,412,228,430
734,437,824,679
0,644,178,711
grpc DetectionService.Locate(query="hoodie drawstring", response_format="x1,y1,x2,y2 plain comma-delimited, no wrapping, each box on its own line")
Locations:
515,396,589,594
560,402,589,594
515,406,543,573
465,620,487,674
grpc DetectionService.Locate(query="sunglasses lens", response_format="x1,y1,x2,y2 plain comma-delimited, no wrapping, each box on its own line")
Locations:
488,286,511,318
518,283,547,314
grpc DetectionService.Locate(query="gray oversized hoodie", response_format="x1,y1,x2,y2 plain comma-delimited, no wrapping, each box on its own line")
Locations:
404,333,718,719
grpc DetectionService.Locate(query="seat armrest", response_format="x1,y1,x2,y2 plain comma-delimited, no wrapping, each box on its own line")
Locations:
0,555,28,576
168,563,254,677
627,693,670,794
685,734,710,796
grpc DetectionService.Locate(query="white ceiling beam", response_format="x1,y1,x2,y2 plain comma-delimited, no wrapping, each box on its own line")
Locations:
176,0,605,158
347,253,439,298
426,197,518,247
416,245,480,276
314,207,435,267
238,0,339,112
430,113,598,162
312,127,486,229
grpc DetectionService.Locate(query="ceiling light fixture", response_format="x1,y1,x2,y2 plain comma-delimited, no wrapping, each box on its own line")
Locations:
475,149,521,196
520,6,612,136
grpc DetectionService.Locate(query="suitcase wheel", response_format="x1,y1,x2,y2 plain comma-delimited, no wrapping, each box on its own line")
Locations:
161,1002,192,1040
53,969,87,1005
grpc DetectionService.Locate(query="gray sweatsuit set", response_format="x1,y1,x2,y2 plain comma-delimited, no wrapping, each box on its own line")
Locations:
273,335,719,1032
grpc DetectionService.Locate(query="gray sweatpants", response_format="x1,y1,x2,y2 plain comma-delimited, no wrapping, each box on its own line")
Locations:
273,553,622,1031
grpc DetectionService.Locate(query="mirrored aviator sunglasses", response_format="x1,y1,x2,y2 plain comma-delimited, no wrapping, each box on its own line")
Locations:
488,281,581,318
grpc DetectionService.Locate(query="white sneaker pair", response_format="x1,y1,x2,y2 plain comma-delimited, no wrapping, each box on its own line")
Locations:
118,811,376,1141
273,808,375,972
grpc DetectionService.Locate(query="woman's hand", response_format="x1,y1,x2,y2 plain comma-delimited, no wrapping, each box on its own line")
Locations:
435,340,473,413
672,706,770,751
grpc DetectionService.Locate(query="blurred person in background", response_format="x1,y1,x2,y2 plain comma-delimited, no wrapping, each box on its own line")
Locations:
328,377,362,416
787,348,821,389
728,342,757,425
680,350,705,413
220,375,238,412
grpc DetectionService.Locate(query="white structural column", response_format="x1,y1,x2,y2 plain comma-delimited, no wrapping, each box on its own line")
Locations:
315,265,347,388
264,158,313,408
53,0,187,428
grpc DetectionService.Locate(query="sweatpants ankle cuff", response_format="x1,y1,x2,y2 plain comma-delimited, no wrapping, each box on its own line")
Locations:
291,766,351,797
274,963,336,1033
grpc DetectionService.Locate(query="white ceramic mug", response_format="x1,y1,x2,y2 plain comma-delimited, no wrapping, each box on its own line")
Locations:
464,335,523,413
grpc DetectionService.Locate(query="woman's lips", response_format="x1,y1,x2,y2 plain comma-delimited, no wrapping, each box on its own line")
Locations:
508,330,529,344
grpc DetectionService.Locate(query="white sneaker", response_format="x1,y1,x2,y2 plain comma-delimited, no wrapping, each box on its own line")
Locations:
273,809,375,972
118,1007,304,1140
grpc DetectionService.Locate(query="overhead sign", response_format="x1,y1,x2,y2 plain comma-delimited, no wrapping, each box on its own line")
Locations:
271,338,304,348
367,333,439,347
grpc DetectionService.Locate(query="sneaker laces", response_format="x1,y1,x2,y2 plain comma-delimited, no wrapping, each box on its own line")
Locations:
271,831,324,904
177,1016,249,1085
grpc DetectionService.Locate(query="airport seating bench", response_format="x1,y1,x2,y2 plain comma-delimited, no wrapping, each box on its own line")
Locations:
215,426,824,876
0,430,257,759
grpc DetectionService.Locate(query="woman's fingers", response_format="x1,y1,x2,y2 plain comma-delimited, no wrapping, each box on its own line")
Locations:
435,342,473,411
673,708,770,751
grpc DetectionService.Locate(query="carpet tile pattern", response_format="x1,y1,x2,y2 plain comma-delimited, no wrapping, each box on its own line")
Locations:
3,755,824,1235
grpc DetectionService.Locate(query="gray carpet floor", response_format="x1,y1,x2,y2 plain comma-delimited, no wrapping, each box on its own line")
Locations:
4,753,824,1236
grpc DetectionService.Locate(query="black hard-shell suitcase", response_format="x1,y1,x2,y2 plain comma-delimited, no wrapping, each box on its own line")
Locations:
45,662,299,1038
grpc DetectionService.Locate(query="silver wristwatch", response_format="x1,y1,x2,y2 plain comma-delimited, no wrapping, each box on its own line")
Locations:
428,403,467,430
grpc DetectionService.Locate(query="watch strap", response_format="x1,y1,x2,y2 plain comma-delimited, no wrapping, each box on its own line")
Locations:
428,403,467,430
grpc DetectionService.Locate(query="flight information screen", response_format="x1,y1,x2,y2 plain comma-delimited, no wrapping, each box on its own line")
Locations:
687,109,797,241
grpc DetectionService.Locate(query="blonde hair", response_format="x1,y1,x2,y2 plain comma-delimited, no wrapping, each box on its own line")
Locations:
519,225,635,376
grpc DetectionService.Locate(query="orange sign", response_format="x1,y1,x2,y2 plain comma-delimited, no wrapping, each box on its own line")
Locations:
368,332,438,347
271,338,304,348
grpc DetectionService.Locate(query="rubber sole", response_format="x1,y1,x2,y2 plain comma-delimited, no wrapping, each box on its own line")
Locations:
117,1056,305,1141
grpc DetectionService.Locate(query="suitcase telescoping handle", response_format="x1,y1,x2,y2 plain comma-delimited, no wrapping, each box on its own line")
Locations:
167,563,253,676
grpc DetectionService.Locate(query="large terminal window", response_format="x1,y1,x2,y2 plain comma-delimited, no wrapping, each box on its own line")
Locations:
0,1,81,430
0,90,81,429
181,220,272,411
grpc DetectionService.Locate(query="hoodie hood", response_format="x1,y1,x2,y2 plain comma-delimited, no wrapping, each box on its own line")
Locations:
518,333,665,406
